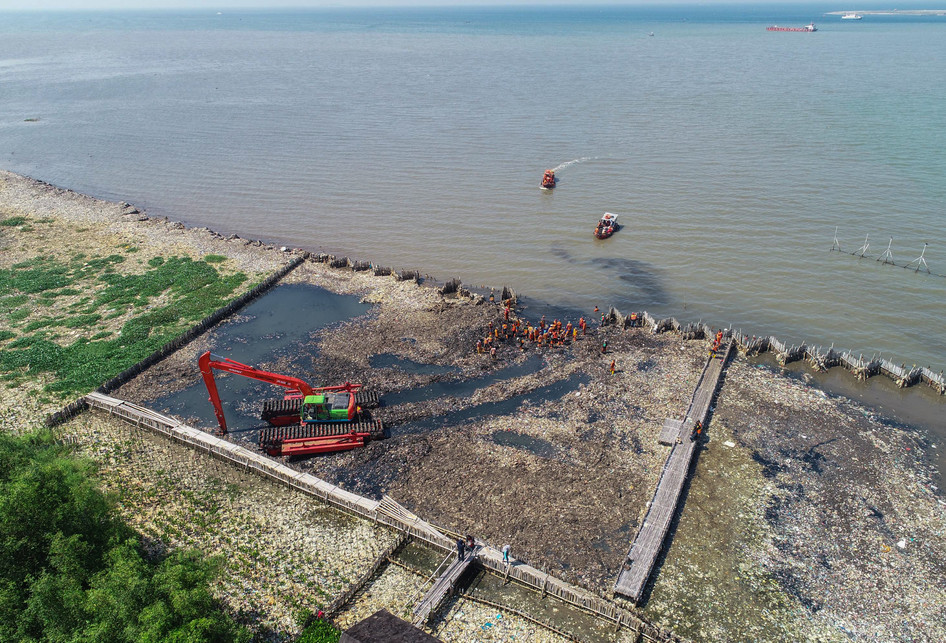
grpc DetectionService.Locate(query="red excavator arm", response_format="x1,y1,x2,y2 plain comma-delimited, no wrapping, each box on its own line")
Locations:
197,351,359,434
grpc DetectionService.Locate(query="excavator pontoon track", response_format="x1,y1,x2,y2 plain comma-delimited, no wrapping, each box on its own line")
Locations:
259,421,385,448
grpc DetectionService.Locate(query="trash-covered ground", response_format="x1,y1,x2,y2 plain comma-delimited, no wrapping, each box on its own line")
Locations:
6,170,946,641
126,256,705,595
642,360,946,641
125,255,946,641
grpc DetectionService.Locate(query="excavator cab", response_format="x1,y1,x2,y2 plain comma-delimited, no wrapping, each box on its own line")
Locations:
301,393,355,423
302,395,327,422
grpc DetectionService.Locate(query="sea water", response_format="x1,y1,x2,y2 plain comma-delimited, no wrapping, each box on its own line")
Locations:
2,3,945,378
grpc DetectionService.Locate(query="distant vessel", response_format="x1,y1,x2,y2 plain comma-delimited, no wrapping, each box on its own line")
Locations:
841,13,862,20
767,23,817,32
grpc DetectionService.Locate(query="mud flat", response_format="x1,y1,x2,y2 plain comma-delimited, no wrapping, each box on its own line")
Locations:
125,255,706,593
4,170,946,641
123,257,946,641
642,359,945,641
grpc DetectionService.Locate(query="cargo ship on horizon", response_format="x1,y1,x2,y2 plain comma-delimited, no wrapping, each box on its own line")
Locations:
767,23,817,32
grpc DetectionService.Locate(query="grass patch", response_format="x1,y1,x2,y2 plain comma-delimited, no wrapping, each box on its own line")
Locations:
296,610,342,643
1,257,72,294
0,330,14,343
0,253,249,396
50,287,82,297
0,295,29,312
203,254,227,264
0,216,27,227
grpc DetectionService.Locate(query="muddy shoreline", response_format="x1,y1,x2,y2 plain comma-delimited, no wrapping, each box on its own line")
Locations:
4,170,945,641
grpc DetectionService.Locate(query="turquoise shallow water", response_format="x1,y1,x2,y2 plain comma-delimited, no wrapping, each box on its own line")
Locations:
2,4,945,374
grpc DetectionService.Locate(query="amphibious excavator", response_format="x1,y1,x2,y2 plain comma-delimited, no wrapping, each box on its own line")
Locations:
198,351,383,456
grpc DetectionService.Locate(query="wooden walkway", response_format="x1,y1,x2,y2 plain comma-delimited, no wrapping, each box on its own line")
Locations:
412,549,478,626
614,341,733,603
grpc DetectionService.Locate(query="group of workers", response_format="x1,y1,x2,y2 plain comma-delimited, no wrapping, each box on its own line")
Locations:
475,310,593,359
541,169,556,188
594,219,613,237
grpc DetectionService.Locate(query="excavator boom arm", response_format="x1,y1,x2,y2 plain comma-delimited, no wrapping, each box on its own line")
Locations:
198,351,360,434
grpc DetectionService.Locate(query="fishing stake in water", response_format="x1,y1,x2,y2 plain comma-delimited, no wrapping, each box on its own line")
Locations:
904,243,930,274
855,234,871,258
830,229,944,278
831,226,842,252
878,238,894,265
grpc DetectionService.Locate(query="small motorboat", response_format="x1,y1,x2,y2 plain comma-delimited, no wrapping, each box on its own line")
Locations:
594,212,619,239
541,169,556,190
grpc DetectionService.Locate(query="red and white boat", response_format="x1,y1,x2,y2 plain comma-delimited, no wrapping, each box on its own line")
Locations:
541,169,556,190
594,212,619,239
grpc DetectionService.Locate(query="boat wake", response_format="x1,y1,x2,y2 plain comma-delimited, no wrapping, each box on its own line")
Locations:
550,157,595,173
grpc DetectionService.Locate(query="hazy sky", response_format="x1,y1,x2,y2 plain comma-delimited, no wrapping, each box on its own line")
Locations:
0,0,806,10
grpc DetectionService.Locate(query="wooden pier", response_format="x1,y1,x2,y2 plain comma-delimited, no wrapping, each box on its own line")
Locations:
614,341,733,603
412,548,478,626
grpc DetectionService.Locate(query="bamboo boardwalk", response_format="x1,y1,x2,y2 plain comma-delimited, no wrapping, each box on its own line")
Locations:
412,548,478,626
614,341,734,603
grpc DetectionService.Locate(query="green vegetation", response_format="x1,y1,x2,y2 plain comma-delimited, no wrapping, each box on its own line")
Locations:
202,254,227,264
0,430,250,642
1,216,27,227
296,616,341,643
0,253,248,397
